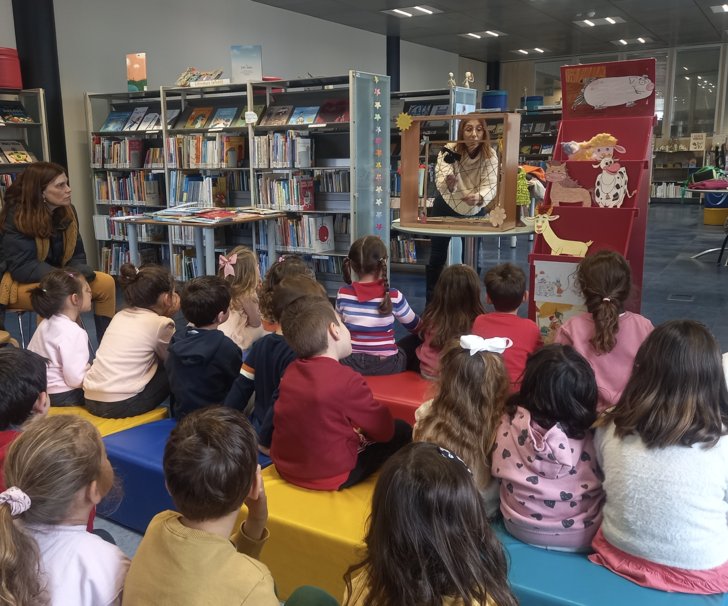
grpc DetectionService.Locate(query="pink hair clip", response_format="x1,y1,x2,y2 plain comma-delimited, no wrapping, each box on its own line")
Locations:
219,253,238,278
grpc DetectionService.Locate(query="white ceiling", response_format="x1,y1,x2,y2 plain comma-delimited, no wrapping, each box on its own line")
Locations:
251,0,728,61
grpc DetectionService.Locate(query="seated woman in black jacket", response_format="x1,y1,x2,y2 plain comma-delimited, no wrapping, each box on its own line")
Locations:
0,162,116,343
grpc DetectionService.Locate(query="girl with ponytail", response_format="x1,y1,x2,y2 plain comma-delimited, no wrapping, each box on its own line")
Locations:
555,250,653,412
336,235,422,375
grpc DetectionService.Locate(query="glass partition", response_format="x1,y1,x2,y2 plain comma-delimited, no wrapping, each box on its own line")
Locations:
671,46,720,137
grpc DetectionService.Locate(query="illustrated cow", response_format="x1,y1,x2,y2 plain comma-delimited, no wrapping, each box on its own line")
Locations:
592,157,636,208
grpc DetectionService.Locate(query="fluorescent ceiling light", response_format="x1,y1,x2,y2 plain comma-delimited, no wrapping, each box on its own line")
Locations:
485,30,499,37
518,49,529,54
637,37,646,43
534,48,545,53
583,19,595,26
698,76,702,80
709,4,728,11
619,39,628,45
685,76,690,80
683,66,688,70
414,5,433,14
392,9,412,17
724,3,728,11
467,32,481,38
605,17,616,24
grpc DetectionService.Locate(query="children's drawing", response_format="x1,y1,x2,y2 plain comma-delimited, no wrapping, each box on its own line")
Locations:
561,133,626,162
535,301,586,344
545,162,592,207
533,260,581,305
593,157,636,208
523,206,593,257
573,75,654,110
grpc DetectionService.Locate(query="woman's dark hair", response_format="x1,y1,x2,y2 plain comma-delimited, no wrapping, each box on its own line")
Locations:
29,268,85,319
0,162,73,239
343,236,391,314
118,263,174,310
575,250,632,354
509,344,598,440
421,264,484,350
344,442,517,606
454,116,495,159
609,320,728,449
258,255,316,323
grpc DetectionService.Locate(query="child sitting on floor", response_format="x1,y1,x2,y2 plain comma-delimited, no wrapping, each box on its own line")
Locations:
472,262,542,391
166,275,241,419
272,295,411,490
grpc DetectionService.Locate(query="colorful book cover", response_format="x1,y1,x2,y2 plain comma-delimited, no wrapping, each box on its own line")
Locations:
261,105,293,126
299,177,315,210
209,107,239,129
222,135,245,168
530,143,542,154
230,45,262,84
126,52,147,92
184,107,213,129
100,110,132,132
122,106,148,131
138,112,161,130
314,99,349,124
0,102,33,123
165,109,181,129
405,102,432,117
0,141,34,164
541,143,554,156
288,106,319,125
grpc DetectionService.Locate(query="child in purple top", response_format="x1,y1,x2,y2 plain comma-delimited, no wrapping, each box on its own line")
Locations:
492,344,604,551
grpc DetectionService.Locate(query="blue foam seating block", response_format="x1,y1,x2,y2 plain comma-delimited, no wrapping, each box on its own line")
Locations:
102,418,273,533
494,526,728,605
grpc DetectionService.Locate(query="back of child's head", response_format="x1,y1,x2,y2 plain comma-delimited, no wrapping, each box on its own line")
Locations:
344,442,517,606
612,320,728,449
343,235,391,314
164,406,257,521
258,255,315,323
218,245,258,307
271,274,327,326
416,338,509,470
575,250,632,354
485,262,526,312
29,268,85,319
422,264,485,349
180,275,231,327
0,414,110,605
281,294,337,358
513,344,598,440
0,347,47,430
118,263,175,310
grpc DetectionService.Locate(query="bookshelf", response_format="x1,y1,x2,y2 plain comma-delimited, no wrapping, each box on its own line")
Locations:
517,108,561,168
0,88,50,197
246,72,390,293
650,141,706,202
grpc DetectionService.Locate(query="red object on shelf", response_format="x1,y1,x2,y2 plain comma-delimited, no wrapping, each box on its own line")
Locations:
0,47,22,89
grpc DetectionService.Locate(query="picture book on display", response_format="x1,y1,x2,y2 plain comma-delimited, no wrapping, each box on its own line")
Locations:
0,140,35,164
0,101,33,124
184,107,214,129
209,107,239,129
404,102,432,117
260,105,293,126
100,110,133,132
314,99,349,124
165,109,181,129
288,106,319,125
427,104,449,128
138,112,161,131
122,107,148,131
541,143,554,155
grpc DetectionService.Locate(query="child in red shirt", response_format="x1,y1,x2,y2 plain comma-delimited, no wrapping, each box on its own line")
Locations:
271,296,411,490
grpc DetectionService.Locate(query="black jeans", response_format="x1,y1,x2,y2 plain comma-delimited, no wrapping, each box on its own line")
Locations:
50,388,85,407
85,364,169,418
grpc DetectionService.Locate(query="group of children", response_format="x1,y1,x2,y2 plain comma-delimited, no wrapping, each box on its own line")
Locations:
1,234,727,603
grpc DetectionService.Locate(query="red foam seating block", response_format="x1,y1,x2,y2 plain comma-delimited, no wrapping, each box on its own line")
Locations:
363,371,433,425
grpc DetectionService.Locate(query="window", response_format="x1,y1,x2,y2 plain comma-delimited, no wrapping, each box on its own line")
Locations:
626,50,667,137
671,47,720,137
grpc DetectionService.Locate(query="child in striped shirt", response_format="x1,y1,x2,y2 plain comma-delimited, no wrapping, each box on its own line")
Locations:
336,236,422,376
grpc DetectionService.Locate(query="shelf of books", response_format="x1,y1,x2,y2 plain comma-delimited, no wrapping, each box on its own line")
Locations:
246,72,390,290
0,88,50,196
517,108,561,168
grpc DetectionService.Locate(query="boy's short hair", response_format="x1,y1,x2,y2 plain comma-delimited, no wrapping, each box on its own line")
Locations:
164,406,258,521
281,295,338,358
180,276,231,326
484,263,526,312
0,348,47,430
271,275,327,324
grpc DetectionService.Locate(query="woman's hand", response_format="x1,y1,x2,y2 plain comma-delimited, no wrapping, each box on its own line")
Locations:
462,193,482,206
445,174,457,192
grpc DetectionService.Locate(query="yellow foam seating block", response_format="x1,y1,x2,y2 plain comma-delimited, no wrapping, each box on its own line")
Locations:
47,406,168,437
242,465,374,600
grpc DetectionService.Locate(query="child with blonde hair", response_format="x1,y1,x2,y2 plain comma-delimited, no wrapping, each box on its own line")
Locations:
218,245,266,355
0,414,128,605
84,263,179,418
28,268,92,406
555,250,653,412
414,334,510,515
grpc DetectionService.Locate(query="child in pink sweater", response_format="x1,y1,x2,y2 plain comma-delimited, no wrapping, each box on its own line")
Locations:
554,250,653,412
492,344,604,551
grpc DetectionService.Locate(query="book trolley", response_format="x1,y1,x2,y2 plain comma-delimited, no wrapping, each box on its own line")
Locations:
528,58,656,341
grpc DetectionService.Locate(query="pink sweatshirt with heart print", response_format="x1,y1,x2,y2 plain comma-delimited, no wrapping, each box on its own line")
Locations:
491,407,605,550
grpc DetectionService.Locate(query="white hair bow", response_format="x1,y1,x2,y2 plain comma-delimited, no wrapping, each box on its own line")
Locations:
460,334,512,356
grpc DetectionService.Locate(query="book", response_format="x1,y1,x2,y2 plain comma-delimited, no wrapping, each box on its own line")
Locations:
122,106,148,131
222,135,246,168
288,106,319,125
405,102,432,117
541,143,554,155
532,122,547,133
311,215,335,253
427,104,449,128
530,143,542,154
230,44,262,84
299,176,315,210
520,122,533,133
0,140,35,164
138,112,161,131
520,144,532,155
100,110,132,132
0,101,33,124
184,107,213,129
165,109,181,129
126,52,147,92
209,107,239,129
260,105,293,126
314,99,349,124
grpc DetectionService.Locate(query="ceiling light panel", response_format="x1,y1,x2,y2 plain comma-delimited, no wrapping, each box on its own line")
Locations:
610,37,652,46
709,4,728,12
511,47,549,55
458,29,506,39
574,16,626,27
382,5,442,18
